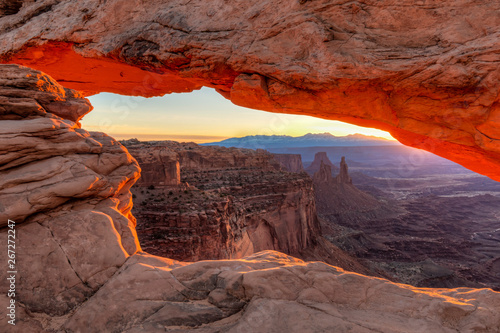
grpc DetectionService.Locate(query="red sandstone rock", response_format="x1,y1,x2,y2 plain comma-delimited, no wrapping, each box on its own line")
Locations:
312,156,391,225
0,64,141,317
336,156,352,184
306,152,339,175
124,140,181,187
124,140,325,263
271,153,305,173
1,64,500,332
1,1,500,180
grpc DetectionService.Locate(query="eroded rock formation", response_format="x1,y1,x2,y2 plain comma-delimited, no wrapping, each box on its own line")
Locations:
271,153,305,173
337,156,352,184
38,251,500,333
123,140,320,261
306,151,339,175
1,0,500,180
124,139,181,187
1,65,500,332
313,156,396,226
0,64,141,322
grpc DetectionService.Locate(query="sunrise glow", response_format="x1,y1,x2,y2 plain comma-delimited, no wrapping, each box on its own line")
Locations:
81,88,396,143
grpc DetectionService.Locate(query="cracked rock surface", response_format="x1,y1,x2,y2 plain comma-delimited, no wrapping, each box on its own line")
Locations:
1,64,500,332
0,64,141,327
1,0,500,180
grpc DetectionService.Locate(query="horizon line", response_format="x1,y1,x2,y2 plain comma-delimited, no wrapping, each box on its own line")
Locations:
104,132,397,144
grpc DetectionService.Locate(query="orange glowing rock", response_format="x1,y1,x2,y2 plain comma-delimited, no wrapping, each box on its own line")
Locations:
1,50,500,333
7,42,203,97
2,0,499,181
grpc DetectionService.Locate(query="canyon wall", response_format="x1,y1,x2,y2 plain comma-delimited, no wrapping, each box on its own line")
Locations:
123,140,321,262
271,153,305,173
1,0,500,180
0,64,141,326
312,155,396,227
306,151,339,175
125,140,180,187
1,64,500,332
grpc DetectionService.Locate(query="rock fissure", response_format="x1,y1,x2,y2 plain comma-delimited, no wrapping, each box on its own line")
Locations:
43,222,92,290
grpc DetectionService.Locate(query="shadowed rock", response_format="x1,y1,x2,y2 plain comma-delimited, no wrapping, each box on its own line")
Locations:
272,153,305,173
306,152,339,175
337,156,352,184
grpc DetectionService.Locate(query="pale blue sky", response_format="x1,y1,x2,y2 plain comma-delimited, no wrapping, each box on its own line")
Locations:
81,87,395,143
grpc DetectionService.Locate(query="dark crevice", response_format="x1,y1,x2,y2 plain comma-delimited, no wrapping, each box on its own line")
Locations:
0,0,23,16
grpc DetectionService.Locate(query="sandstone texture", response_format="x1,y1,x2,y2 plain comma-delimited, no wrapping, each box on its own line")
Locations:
125,140,375,275
271,153,305,173
1,64,500,332
35,251,500,333
125,140,181,187
123,141,327,262
0,64,141,325
1,1,500,180
337,156,352,184
312,155,398,231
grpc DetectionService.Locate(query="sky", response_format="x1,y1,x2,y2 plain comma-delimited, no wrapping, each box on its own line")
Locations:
81,87,396,143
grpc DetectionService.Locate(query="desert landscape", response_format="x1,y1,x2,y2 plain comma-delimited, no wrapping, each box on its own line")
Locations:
1,1,500,332
126,137,500,292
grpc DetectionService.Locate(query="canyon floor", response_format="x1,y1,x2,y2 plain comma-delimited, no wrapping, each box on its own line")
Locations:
310,146,500,291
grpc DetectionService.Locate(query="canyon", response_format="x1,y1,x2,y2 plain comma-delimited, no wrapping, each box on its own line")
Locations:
127,141,500,292
1,65,500,332
124,139,369,275
305,151,339,175
303,150,500,291
1,1,500,331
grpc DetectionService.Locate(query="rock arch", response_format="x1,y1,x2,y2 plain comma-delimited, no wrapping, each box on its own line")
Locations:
1,0,500,180
1,2,500,331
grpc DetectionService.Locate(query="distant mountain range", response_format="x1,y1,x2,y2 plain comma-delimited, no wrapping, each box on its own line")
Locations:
203,133,400,149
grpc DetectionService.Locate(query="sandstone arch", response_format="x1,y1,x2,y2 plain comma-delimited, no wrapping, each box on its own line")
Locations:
2,62,500,333
1,0,500,180
2,2,500,331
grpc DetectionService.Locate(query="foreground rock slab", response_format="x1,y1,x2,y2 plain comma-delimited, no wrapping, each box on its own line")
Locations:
15,251,500,332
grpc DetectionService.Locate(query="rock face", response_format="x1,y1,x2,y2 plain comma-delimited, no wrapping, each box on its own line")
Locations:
313,156,395,226
312,160,333,184
41,251,500,333
1,1,500,180
271,153,305,173
1,64,500,332
0,64,141,321
123,140,320,261
337,156,352,184
306,151,339,175
123,139,180,187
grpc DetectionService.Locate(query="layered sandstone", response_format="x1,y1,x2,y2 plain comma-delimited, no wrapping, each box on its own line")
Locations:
313,156,396,226
124,139,180,187
1,1,500,180
337,156,352,184
1,65,500,332
123,140,320,261
271,153,305,173
41,251,500,333
0,64,141,320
